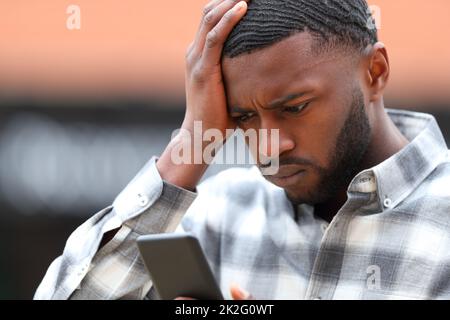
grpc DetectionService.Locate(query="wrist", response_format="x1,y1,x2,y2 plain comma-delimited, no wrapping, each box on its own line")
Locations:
156,134,210,191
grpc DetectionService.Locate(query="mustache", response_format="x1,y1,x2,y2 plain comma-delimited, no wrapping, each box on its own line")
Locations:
259,156,315,169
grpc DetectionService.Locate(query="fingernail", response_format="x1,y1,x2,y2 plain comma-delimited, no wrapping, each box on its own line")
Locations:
238,287,250,298
233,284,250,299
235,1,246,10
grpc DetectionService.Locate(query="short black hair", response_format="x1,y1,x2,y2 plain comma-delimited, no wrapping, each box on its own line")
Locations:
223,0,378,58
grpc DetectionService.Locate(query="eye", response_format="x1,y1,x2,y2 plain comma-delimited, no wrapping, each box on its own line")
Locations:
282,102,310,115
234,112,256,123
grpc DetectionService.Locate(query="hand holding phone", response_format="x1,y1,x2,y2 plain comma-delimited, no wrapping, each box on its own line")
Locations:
137,233,224,300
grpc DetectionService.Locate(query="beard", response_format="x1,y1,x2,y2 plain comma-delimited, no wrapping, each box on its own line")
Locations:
285,86,372,205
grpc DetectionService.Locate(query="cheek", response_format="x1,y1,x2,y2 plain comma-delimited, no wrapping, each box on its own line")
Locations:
290,112,344,168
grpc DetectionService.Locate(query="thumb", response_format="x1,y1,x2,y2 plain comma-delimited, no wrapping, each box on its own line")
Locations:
230,282,253,300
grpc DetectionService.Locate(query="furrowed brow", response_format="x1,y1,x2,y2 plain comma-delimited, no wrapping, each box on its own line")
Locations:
229,105,253,114
266,92,309,110
229,91,311,113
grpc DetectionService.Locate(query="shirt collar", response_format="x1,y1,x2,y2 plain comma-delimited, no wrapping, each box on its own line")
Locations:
348,109,449,212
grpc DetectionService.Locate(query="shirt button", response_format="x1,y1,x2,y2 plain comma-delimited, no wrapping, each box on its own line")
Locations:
78,268,85,276
383,198,392,208
78,263,89,276
137,193,149,207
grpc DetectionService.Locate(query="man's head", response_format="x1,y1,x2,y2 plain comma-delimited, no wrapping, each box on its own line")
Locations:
223,0,378,58
221,0,389,205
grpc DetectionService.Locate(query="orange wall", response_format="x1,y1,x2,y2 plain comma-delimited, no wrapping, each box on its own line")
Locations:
0,1,449,107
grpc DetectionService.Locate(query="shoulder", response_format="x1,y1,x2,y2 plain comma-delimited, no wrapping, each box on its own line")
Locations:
421,154,450,199
400,153,450,228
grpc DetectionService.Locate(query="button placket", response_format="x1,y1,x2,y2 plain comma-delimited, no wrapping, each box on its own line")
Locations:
305,199,356,300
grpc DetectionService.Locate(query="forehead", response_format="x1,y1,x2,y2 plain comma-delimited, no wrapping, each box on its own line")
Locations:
222,32,354,105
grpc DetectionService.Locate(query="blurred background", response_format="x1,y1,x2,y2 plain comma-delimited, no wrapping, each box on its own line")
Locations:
0,0,449,299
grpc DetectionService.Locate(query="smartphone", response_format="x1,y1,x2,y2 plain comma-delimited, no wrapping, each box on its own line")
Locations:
136,233,224,300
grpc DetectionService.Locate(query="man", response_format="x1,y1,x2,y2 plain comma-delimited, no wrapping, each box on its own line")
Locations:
35,0,450,300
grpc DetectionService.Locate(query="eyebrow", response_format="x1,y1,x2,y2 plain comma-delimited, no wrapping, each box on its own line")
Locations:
267,92,309,109
229,105,252,114
229,91,310,114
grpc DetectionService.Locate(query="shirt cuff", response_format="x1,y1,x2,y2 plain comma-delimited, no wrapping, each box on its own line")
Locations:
112,156,197,226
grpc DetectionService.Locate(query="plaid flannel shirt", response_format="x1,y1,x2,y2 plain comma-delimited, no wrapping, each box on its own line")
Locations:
34,109,450,300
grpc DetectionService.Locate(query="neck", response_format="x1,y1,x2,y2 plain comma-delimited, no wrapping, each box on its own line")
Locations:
314,106,410,223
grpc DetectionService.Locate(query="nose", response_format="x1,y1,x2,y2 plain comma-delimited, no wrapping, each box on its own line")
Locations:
258,124,295,161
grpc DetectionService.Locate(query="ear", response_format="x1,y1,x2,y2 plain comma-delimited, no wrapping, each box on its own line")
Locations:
364,42,390,102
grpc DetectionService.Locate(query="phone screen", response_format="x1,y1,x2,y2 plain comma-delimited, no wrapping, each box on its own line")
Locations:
137,233,224,300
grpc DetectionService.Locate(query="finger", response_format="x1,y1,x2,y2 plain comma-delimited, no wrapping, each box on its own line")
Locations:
201,1,248,67
186,40,195,58
175,296,196,300
230,283,253,300
191,0,226,55
193,0,249,56
204,0,226,17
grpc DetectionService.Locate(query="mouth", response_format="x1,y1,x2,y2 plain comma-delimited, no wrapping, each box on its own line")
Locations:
267,169,306,187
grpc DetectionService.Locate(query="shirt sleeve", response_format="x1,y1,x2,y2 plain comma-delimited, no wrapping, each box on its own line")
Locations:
33,157,197,300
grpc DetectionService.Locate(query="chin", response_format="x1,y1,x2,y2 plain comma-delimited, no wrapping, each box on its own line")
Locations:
285,191,315,206
284,182,331,206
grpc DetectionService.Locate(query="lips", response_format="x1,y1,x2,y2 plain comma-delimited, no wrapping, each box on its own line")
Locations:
269,165,305,179
264,165,307,187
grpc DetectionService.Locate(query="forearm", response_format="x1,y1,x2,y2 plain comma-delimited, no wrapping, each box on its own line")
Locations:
34,157,196,300
70,180,195,300
156,131,210,192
